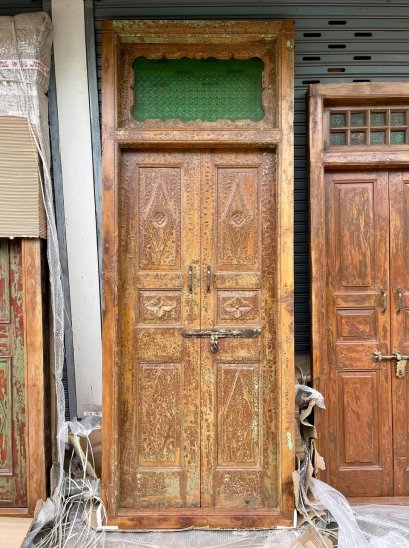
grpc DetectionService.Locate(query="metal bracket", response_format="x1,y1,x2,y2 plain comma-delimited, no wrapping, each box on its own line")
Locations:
373,349,409,378
182,327,261,353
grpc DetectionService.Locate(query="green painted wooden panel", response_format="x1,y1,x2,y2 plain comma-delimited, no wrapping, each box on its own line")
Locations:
0,240,27,507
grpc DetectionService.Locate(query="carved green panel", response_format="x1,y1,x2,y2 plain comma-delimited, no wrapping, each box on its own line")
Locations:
132,57,265,122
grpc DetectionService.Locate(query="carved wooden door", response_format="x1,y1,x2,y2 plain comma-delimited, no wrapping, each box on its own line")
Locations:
117,149,278,516
324,171,393,497
323,169,409,498
0,240,27,508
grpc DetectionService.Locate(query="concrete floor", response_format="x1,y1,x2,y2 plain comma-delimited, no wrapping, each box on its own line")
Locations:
0,517,32,548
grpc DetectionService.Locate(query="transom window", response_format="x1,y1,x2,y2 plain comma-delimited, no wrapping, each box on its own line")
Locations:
132,57,265,122
328,107,409,146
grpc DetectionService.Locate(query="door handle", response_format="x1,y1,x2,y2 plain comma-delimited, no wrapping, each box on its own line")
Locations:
188,265,193,293
206,265,211,293
380,288,387,314
374,349,408,378
397,288,403,313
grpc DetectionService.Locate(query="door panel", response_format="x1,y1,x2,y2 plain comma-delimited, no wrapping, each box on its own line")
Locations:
118,150,201,508
200,151,277,509
325,171,393,497
117,149,278,512
0,240,27,507
389,170,409,495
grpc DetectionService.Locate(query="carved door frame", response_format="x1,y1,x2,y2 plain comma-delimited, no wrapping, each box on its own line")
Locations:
309,82,409,501
102,19,294,528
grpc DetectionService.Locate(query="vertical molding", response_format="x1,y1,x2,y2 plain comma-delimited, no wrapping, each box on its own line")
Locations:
52,0,102,415
84,0,103,306
278,23,295,521
22,239,46,515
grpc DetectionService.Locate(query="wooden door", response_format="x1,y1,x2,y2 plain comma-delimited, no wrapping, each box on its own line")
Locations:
117,149,279,517
324,171,393,497
200,150,278,510
389,170,409,495
118,150,202,508
0,240,27,508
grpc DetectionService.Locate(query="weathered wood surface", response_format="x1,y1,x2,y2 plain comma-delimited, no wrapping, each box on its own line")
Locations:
0,239,47,515
102,19,295,529
309,82,409,499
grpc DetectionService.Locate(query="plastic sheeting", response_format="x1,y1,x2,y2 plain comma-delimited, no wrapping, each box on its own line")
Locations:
0,12,67,547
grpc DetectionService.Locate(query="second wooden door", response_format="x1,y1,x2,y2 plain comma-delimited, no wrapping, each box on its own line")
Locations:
323,169,409,498
117,149,279,516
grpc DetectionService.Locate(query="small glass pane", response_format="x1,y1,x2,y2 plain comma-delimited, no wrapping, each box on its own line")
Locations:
132,57,265,122
370,111,386,126
351,112,366,126
391,112,405,126
330,113,346,127
330,132,346,145
391,130,406,144
351,131,366,145
371,131,385,144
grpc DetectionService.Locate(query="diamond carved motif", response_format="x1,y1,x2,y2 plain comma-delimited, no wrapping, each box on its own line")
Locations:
139,168,181,269
222,296,253,319
218,171,258,268
218,290,259,323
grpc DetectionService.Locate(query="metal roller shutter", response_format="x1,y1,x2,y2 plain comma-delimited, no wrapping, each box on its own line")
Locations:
93,0,409,354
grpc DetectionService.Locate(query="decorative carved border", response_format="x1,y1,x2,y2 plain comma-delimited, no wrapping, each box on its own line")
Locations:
118,43,276,130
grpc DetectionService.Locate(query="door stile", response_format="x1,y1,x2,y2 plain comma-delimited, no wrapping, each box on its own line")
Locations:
199,150,215,507
389,170,409,495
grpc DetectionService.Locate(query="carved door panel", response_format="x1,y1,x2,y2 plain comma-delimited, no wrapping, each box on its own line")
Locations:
118,149,276,511
118,150,202,508
324,171,393,497
0,240,27,507
200,150,277,509
389,170,409,495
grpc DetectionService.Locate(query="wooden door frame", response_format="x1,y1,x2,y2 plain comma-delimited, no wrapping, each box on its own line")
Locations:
309,82,409,488
102,19,294,528
0,239,47,517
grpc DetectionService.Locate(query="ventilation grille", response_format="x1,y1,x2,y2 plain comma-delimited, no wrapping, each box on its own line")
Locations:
93,1,409,354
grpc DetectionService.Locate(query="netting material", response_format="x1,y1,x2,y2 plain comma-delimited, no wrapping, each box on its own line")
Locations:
132,57,264,122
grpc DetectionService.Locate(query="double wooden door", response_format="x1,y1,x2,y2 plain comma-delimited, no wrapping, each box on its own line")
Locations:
324,170,409,497
117,149,280,515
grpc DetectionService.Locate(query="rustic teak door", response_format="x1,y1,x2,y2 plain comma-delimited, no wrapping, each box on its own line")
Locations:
102,19,294,528
118,149,278,512
323,169,409,497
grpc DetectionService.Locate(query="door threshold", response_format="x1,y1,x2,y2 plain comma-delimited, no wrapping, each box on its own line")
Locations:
110,508,294,530
349,496,409,506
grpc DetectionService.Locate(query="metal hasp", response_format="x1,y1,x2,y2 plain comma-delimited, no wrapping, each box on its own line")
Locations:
182,327,261,353
374,350,408,378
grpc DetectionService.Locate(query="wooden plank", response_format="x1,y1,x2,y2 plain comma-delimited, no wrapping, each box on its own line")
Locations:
101,25,118,519
22,239,47,515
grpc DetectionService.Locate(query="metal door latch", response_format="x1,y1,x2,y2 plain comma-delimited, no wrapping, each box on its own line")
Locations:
373,350,409,378
182,327,261,353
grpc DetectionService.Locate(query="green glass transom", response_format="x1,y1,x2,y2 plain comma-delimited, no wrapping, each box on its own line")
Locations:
132,57,265,122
